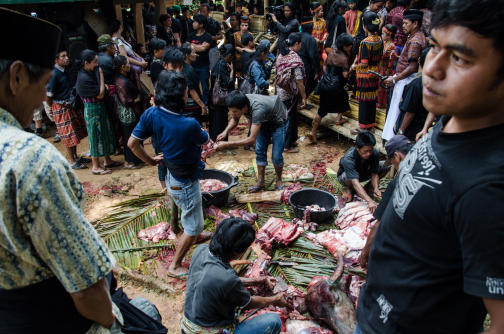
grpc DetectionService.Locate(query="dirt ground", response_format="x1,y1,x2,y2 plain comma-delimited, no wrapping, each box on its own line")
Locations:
43,114,355,331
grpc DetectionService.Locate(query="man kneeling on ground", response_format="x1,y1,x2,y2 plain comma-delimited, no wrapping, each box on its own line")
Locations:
216,91,289,193
182,217,289,334
337,131,390,212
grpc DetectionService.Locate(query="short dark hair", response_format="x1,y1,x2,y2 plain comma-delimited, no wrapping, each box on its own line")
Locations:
0,59,47,84
112,55,128,74
363,11,380,33
149,37,167,53
384,23,398,37
397,0,413,7
98,44,112,53
281,32,302,56
209,218,256,263
180,42,193,59
301,22,313,34
236,2,242,7
144,32,154,42
226,90,250,110
229,12,240,21
162,46,184,65
396,142,414,156
419,46,431,67
75,49,97,68
182,6,189,13
160,13,171,24
356,131,376,148
241,32,254,47
109,19,121,35
167,8,174,16
193,14,208,28
432,0,504,78
154,70,187,112
132,43,144,54
336,33,354,51
200,3,211,11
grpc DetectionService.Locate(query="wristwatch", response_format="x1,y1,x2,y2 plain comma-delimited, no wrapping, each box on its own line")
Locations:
392,74,398,85
398,129,404,135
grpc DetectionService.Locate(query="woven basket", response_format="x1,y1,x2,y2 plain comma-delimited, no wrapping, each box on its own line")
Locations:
250,15,268,33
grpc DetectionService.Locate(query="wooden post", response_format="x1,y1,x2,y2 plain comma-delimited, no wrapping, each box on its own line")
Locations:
155,0,166,28
171,199,180,234
115,4,123,26
134,3,145,47
264,0,268,19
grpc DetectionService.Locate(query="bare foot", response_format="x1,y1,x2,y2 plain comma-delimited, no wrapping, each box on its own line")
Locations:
168,264,189,277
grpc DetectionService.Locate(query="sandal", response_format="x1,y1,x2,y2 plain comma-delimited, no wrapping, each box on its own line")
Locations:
195,231,213,244
103,161,122,168
244,145,255,152
342,192,353,203
248,186,263,194
275,185,285,191
71,163,88,170
335,119,346,125
284,148,299,153
124,163,142,170
77,157,91,164
350,128,362,135
92,169,112,175
306,133,317,143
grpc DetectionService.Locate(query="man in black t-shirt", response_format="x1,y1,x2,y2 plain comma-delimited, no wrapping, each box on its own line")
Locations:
200,3,224,71
188,14,213,107
167,8,182,46
355,1,504,333
337,131,390,213
224,12,240,46
397,47,431,141
180,7,194,44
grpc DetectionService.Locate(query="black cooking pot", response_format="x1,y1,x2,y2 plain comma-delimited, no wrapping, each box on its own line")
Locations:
289,187,337,223
201,169,239,208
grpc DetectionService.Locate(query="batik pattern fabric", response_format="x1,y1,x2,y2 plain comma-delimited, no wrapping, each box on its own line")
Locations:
312,19,328,67
83,100,117,157
234,32,245,78
276,50,306,101
385,6,407,47
0,107,116,292
395,30,427,75
356,35,383,102
377,42,397,106
52,102,88,148
343,10,360,36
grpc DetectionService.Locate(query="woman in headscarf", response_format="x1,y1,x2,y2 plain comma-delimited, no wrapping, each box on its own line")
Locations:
210,44,235,142
276,32,306,154
113,55,144,169
350,11,383,133
234,16,251,82
308,33,354,143
270,2,300,56
181,43,207,125
75,49,119,175
310,2,329,69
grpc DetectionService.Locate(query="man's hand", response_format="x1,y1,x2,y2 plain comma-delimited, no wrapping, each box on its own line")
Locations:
299,97,307,109
215,141,228,152
367,200,378,213
271,13,277,22
373,188,382,198
202,106,208,115
141,61,148,68
383,76,394,87
358,250,370,269
216,131,228,141
150,154,164,166
272,293,293,309
256,276,275,290
416,129,427,141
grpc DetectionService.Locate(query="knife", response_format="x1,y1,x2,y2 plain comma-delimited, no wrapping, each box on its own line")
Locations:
269,261,297,266
275,276,288,290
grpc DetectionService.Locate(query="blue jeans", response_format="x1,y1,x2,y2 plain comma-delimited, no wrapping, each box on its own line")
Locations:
193,66,210,107
166,172,204,236
353,323,362,334
255,121,287,168
234,313,282,334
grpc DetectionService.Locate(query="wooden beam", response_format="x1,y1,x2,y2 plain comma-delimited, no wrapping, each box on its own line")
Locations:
134,3,145,47
115,4,123,26
155,0,166,28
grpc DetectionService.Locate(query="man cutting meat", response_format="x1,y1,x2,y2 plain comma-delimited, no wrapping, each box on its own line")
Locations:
337,131,390,213
0,8,121,333
354,1,504,333
216,91,289,193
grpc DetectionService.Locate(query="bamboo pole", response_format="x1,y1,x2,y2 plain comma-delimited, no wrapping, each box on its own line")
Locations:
171,199,180,234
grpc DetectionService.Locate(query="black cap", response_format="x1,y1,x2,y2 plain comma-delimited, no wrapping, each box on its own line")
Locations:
0,7,62,69
385,135,411,158
403,9,424,21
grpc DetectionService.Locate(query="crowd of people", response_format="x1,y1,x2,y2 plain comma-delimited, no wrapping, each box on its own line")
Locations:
2,0,504,333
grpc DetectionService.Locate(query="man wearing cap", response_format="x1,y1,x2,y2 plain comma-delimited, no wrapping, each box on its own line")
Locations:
97,34,118,88
357,134,413,269
382,8,427,141
45,48,90,170
0,8,121,333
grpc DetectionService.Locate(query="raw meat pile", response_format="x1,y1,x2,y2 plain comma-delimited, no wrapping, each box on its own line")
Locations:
286,320,333,334
305,204,325,212
282,165,314,180
280,182,303,204
205,205,258,226
291,218,318,232
255,217,304,253
314,201,377,267
244,253,271,278
137,222,176,243
201,139,217,163
199,179,228,192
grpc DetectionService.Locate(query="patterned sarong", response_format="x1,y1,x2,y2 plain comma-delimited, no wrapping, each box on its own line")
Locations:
180,315,236,334
52,102,88,148
83,100,117,157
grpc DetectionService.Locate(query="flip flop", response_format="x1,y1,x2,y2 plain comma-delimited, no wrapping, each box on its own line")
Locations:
195,231,213,244
284,148,299,153
275,185,285,191
92,169,112,175
335,119,346,125
306,133,317,143
248,186,263,193
77,157,91,164
114,149,124,156
71,163,88,170
103,161,122,168
350,128,362,135
342,192,353,203
167,271,189,279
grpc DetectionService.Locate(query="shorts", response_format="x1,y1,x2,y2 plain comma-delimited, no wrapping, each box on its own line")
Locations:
33,105,44,121
338,161,390,187
166,172,204,236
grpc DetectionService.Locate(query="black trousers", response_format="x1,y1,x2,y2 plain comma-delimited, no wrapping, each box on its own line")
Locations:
283,97,298,149
209,105,229,142
120,121,143,164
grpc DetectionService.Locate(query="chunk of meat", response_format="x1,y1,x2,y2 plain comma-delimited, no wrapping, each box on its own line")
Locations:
228,209,259,225
256,217,304,253
244,252,271,278
305,204,325,211
137,222,176,243
200,179,228,192
201,139,217,162
280,182,303,204
205,206,259,226
243,306,289,332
